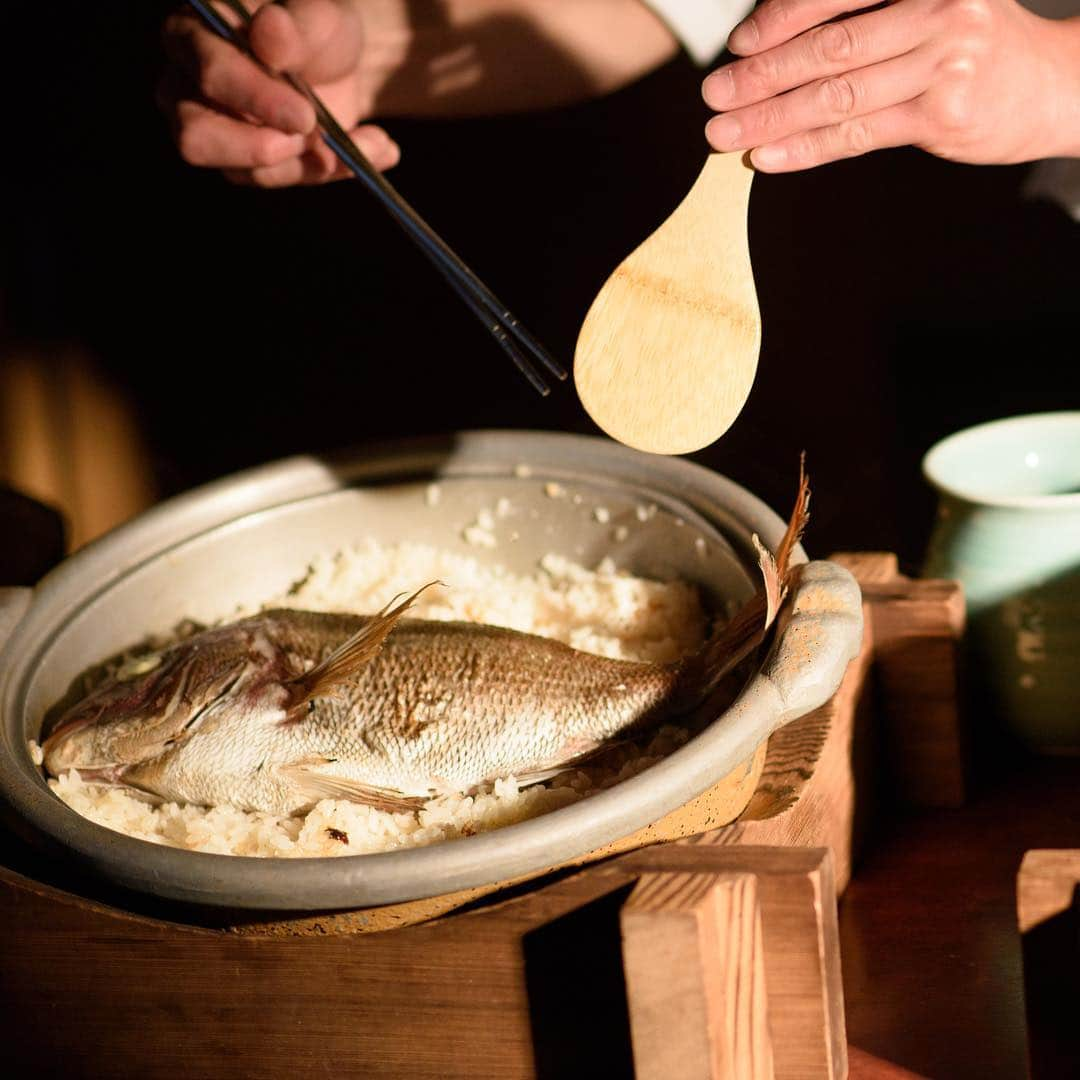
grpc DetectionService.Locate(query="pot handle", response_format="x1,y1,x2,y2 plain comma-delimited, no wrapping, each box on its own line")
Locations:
0,588,33,656
755,560,865,730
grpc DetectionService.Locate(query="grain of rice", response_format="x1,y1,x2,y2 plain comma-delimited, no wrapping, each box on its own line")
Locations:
462,524,497,548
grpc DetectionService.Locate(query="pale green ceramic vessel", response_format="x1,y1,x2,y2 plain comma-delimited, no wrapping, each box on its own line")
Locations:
923,412,1080,751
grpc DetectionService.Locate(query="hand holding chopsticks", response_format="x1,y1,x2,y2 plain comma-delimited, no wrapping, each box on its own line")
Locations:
185,0,567,396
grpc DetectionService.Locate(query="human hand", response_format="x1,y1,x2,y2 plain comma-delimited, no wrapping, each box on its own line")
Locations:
159,0,404,187
702,0,1080,171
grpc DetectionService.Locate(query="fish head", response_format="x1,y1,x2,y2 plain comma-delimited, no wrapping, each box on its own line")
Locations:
41,627,270,779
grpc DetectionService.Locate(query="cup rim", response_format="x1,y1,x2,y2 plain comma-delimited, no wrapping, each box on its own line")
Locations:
922,411,1080,510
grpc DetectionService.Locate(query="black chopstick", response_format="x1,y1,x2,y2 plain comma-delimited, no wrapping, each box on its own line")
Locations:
186,0,567,395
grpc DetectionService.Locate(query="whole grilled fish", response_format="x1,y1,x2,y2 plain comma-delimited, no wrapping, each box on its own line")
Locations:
42,472,808,816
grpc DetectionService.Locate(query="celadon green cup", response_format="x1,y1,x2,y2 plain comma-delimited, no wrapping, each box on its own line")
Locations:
923,412,1080,752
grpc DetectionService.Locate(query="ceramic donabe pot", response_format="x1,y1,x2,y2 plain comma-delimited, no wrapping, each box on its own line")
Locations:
0,432,862,910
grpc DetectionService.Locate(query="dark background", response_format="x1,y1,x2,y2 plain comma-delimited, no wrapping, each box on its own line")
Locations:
3,3,1078,568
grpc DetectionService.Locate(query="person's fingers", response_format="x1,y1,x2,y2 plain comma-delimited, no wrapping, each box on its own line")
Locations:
727,0,885,56
163,11,315,133
250,0,363,84
173,99,308,168
748,101,922,170
706,47,936,153
233,124,401,187
703,0,934,111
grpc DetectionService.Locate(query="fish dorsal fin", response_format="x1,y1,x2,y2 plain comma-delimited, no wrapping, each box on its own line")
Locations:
288,582,442,706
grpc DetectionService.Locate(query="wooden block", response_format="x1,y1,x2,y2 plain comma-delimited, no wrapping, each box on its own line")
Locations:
750,847,846,1080
847,1046,927,1079
621,871,773,1080
833,552,966,808
829,552,899,585
622,847,847,1080
1017,850,1080,1078
1018,849,1080,933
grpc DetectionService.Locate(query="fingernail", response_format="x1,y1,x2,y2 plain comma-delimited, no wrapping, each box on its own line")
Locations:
727,19,758,54
702,67,734,108
706,116,742,151
752,145,787,169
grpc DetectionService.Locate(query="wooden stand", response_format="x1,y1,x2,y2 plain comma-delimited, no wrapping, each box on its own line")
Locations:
1017,850,1080,1077
622,847,843,1080
0,554,967,1079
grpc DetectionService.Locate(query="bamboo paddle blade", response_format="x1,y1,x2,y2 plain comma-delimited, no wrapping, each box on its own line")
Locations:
574,152,760,456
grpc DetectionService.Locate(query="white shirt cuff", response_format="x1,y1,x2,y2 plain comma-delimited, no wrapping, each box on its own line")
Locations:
640,0,755,65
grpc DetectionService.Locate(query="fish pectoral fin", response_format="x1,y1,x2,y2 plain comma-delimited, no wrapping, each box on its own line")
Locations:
513,766,571,787
287,581,443,708
70,766,165,805
278,762,426,814
512,737,622,787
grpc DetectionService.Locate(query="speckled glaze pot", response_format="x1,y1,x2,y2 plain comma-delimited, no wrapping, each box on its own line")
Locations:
0,432,862,910
924,412,1080,751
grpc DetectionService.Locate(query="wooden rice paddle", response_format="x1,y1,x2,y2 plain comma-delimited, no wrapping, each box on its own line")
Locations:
574,151,759,455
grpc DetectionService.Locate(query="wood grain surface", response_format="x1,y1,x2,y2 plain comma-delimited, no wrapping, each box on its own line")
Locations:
0,845,847,1080
622,849,846,1080
833,553,966,807
574,151,759,455
622,870,773,1080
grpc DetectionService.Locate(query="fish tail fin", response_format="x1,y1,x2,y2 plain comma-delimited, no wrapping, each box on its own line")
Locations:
287,581,443,707
682,459,810,703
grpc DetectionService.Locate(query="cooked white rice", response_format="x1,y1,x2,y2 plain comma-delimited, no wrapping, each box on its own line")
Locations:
43,539,706,858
